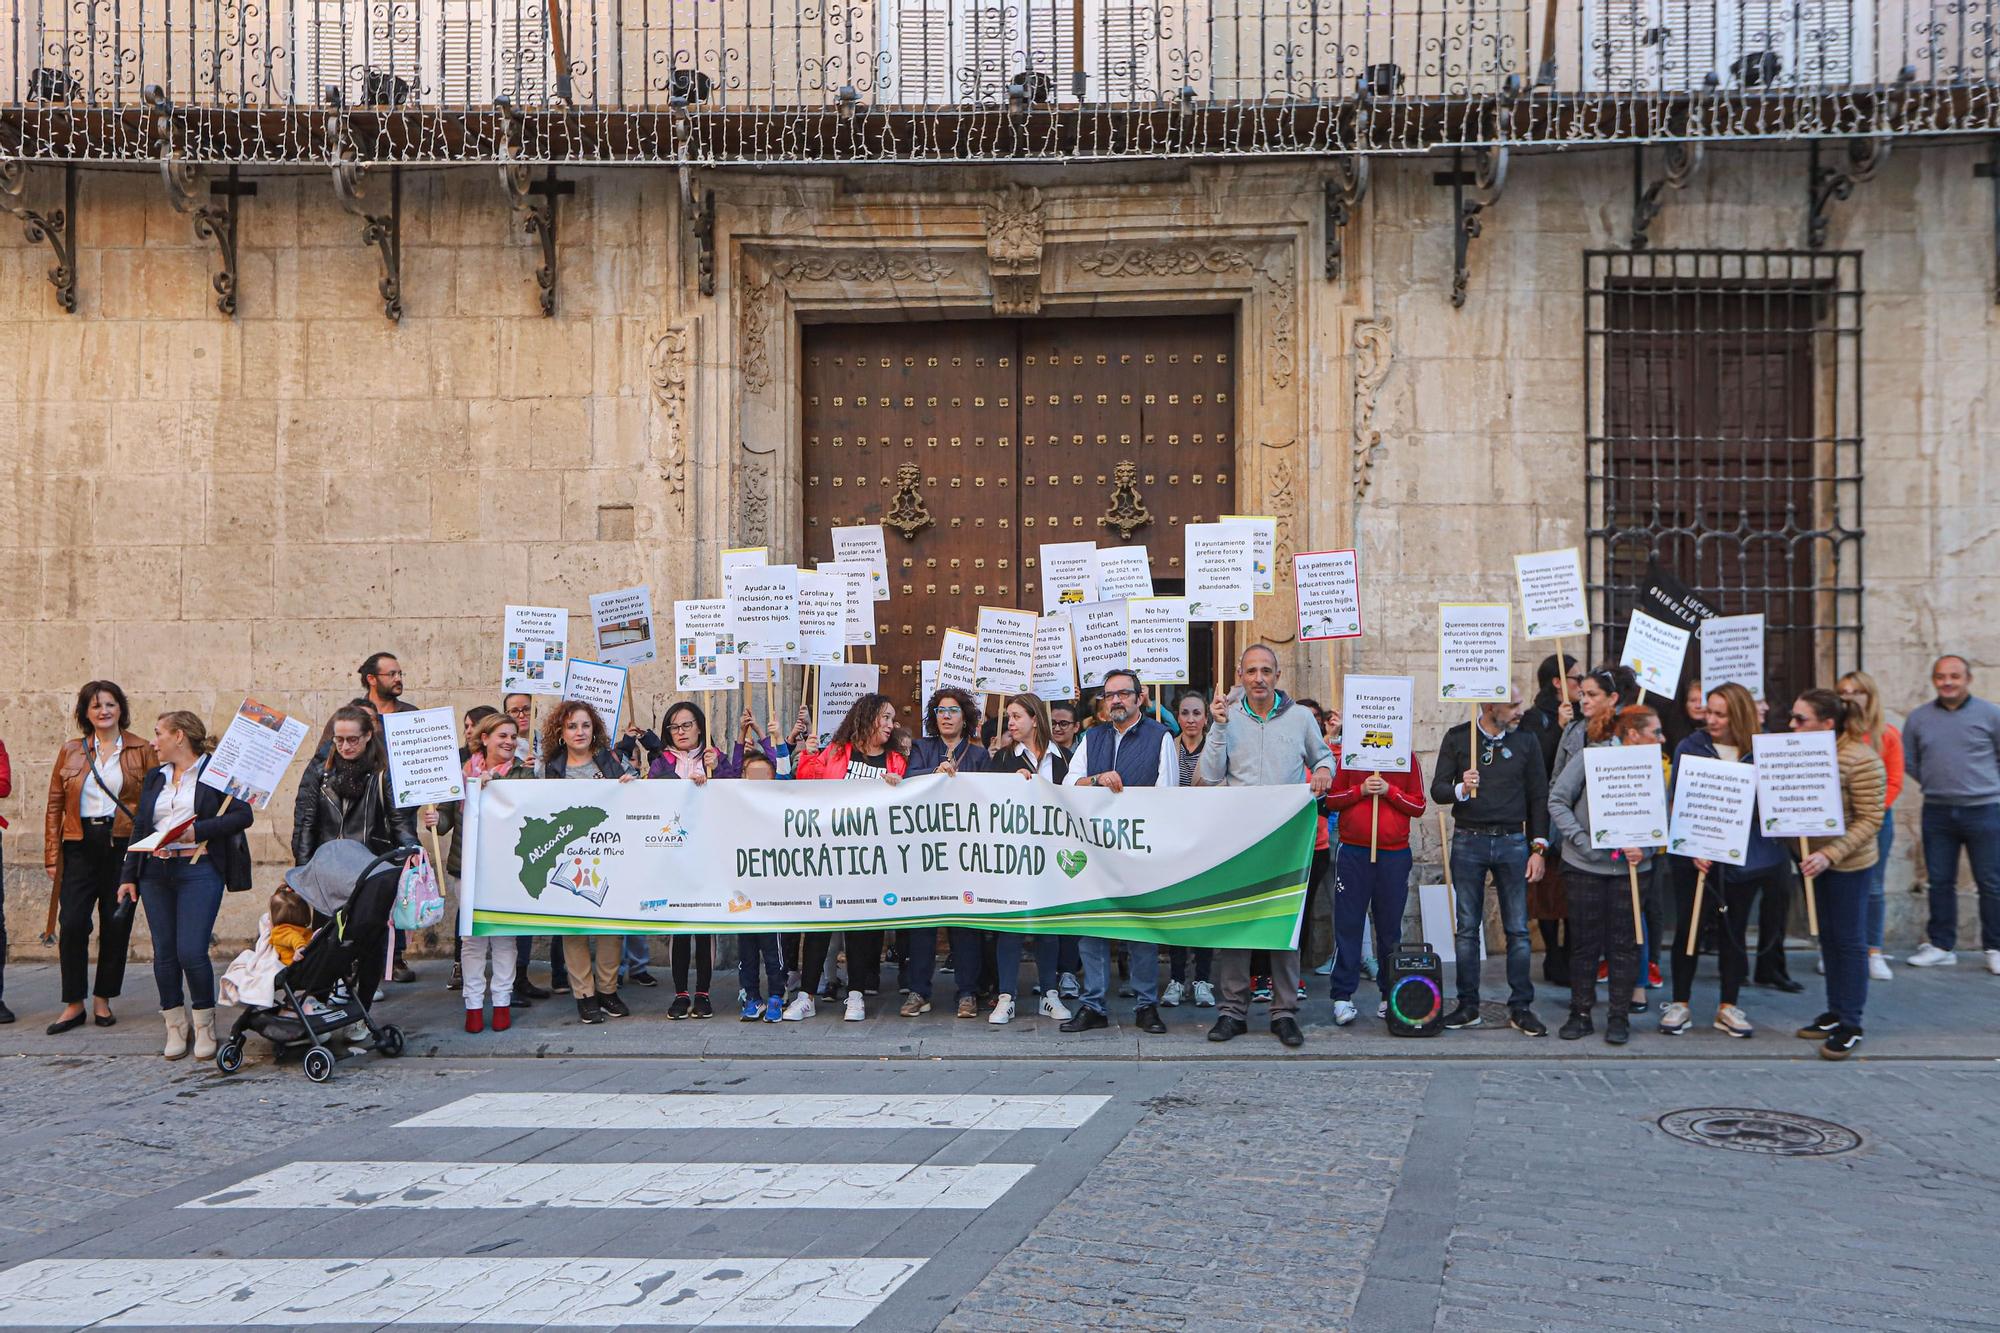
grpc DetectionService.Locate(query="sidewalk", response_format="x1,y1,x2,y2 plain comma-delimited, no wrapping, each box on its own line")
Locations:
5,950,1998,1064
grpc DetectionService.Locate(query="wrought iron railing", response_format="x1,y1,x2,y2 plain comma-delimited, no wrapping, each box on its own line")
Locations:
4,0,1997,160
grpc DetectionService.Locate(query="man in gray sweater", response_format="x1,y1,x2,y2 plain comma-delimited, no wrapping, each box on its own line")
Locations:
1903,655,2000,973
1196,643,1335,1047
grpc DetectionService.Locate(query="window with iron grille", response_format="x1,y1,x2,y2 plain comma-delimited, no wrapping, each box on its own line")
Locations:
1584,249,1862,707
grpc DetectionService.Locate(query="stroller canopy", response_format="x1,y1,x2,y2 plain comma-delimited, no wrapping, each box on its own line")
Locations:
284,839,388,916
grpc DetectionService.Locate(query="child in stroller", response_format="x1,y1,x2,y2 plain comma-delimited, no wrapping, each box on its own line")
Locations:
215,839,415,1081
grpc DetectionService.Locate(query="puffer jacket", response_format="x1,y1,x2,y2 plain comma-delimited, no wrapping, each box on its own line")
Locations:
291,756,418,865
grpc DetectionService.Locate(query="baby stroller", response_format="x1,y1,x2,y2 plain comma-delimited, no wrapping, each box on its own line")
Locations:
216,839,414,1082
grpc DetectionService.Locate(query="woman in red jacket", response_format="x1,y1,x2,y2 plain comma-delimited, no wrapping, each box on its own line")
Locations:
788,693,906,1022
1324,751,1427,1026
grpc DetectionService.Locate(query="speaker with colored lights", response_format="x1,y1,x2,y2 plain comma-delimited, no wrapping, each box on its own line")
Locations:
1384,940,1445,1038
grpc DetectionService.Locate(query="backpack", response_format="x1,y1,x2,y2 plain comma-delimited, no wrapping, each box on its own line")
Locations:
391,846,446,931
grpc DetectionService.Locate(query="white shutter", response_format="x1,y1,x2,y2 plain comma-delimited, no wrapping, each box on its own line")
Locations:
1656,0,1720,89
436,0,491,103
496,0,550,103
296,0,355,102
1584,0,1661,91
960,0,1025,103
881,0,1165,103
365,0,422,95
1793,0,1868,84
884,0,954,102
1086,0,1156,100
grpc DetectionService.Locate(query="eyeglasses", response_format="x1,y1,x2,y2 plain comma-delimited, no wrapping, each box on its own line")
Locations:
935,706,962,716
332,734,368,747
1788,712,1814,724
668,720,699,733
1103,689,1137,700
1565,674,1586,685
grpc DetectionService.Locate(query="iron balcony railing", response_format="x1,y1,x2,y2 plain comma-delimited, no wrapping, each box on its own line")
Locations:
4,0,1998,160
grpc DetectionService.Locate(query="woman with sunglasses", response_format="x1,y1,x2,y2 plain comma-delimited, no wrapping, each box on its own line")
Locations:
1836,671,1904,979
1788,689,1887,1059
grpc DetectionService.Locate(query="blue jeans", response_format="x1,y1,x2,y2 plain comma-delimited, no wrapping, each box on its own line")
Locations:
737,934,784,1000
994,934,1062,998
1333,844,1410,1003
1449,830,1533,1010
1864,817,1895,950
1920,800,2000,951
620,935,653,977
1818,866,1870,1028
137,856,226,1011
1079,935,1157,1014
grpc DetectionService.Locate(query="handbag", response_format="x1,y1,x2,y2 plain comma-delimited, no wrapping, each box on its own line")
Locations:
392,847,446,931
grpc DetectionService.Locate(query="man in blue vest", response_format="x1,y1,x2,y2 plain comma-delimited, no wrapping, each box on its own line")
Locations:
1061,668,1181,1033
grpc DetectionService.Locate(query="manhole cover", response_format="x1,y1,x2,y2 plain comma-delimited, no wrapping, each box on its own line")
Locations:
1657,1108,1861,1157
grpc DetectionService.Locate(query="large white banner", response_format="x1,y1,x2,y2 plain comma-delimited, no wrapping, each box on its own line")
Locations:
464,774,1320,949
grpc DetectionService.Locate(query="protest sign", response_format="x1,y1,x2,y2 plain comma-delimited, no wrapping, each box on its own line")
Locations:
1419,882,1483,965
1584,742,1668,937
562,659,629,736
973,607,1038,695
200,697,310,808
1294,550,1363,641
726,563,801,660
1222,514,1277,596
1641,561,1722,633
813,662,882,740
381,706,466,809
1185,522,1257,623
673,598,740,692
1032,612,1079,700
816,560,877,648
1513,548,1589,641
920,660,941,730
1128,597,1190,685
1668,755,1757,866
1339,675,1413,772
1751,732,1844,838
1438,603,1512,702
1620,608,1692,701
831,525,891,602
588,586,656,667
938,629,980,692
502,605,569,696
793,570,846,665
1095,546,1154,600
1700,613,1766,701
1039,541,1099,613
720,546,768,577
1073,599,1130,690
463,773,1320,949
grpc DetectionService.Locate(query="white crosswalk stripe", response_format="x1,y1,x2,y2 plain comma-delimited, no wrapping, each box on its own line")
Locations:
397,1090,1111,1131
187,1159,1035,1210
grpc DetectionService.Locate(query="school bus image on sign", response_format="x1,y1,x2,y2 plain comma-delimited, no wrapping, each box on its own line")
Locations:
1361,730,1394,749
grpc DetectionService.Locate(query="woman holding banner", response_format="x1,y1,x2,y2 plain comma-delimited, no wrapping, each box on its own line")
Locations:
1837,671,1904,979
1663,683,1775,1038
985,694,1072,1025
898,689,990,1019
791,694,905,1022
443,713,534,1029
116,711,254,1061
647,701,733,1018
1788,689,1887,1060
1548,705,1658,1045
541,701,637,1026
1163,690,1217,1007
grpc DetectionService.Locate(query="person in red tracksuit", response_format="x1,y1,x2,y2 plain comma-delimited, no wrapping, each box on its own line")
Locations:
1324,752,1427,1026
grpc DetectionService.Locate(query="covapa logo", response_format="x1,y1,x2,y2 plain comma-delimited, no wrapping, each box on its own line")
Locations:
645,814,689,848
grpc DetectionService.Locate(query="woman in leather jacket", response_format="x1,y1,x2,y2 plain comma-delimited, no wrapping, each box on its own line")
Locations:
292,706,419,865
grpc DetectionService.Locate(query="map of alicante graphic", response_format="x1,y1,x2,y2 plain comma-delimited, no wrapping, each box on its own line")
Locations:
514,808,612,906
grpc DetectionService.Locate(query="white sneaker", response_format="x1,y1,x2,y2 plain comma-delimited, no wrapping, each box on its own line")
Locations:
1376,1001,1388,1019
988,994,1016,1025
1332,1000,1358,1026
1816,957,1826,975
1987,949,2000,976
1869,954,1893,981
1058,971,1080,996
843,992,867,1022
1038,990,1072,1021
1907,943,1958,967
1658,1001,1691,1035
1160,980,1184,1007
781,993,816,1021
1713,1004,1754,1039
1191,980,1217,1008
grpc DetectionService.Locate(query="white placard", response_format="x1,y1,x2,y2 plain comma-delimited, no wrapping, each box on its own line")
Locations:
562,659,628,736
381,706,467,809
1667,755,1758,866
1620,608,1693,702
1438,603,1512,702
1700,614,1766,702
1419,882,1485,964
1583,744,1669,849
502,604,569,697
792,570,846,665
1072,599,1131,690
1751,731,1846,838
1094,546,1154,601
1294,549,1363,642
1513,548,1589,641
673,598,740,692
726,563,801,660
589,585,656,667
1185,521,1258,623
1128,596,1190,685
1339,674,1414,773
1222,514,1278,596
973,606,1038,696
720,546,768,577
814,663,882,740
831,525,891,603
1039,541,1099,613
816,560,877,648
920,660,942,735
938,629,980,693
200,697,311,808
1032,612,1079,700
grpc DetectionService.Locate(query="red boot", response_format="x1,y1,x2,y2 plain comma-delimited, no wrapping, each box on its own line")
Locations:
465,1008,485,1034
491,1005,511,1032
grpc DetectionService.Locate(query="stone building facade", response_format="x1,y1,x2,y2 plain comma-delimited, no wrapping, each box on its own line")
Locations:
2,137,1994,952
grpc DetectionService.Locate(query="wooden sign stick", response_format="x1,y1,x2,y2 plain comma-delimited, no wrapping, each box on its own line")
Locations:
1685,868,1706,957
1799,836,1820,936
1438,809,1453,888
420,802,447,875
1369,792,1380,864
1554,637,1571,704
1626,857,1645,943
764,658,777,742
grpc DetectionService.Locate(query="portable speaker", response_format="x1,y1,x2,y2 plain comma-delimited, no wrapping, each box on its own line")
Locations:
1384,940,1445,1037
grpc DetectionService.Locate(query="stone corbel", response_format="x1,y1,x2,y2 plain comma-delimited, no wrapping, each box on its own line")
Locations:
1808,136,1889,251
148,85,253,317
1325,155,1368,281
985,185,1045,316
333,161,403,322
1437,147,1507,309
0,149,78,314
1631,141,1704,251
681,169,717,298
497,97,571,317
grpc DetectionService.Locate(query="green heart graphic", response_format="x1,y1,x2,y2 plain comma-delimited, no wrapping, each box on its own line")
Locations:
1057,850,1088,878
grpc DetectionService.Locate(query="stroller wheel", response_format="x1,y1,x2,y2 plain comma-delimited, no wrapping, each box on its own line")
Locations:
214,1042,244,1075
302,1045,336,1083
377,1025,405,1058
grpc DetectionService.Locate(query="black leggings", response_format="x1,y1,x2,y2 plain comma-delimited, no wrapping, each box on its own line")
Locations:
1668,857,1764,1007
1565,868,1641,1016
671,934,712,994
798,931,885,996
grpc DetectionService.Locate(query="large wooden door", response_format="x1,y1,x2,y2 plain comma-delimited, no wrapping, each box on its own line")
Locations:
802,315,1236,713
